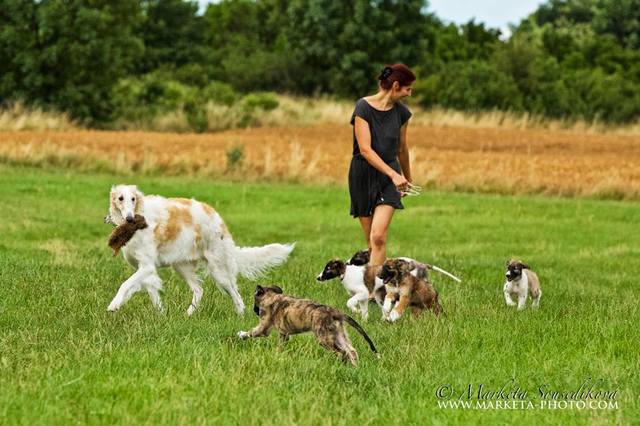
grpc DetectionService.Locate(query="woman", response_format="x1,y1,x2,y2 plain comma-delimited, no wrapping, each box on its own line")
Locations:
349,63,416,266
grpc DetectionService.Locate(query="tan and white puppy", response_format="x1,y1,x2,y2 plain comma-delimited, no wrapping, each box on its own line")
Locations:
106,184,294,315
503,259,541,310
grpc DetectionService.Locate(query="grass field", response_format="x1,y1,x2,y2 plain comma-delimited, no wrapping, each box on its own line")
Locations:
0,164,637,425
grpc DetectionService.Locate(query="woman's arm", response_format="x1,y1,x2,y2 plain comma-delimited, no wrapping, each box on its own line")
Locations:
397,122,412,183
354,116,408,190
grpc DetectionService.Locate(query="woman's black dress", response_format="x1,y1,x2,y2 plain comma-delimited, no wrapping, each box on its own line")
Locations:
349,98,412,218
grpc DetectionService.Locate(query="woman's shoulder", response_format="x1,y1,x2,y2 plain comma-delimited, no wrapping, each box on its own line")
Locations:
355,97,369,107
395,101,411,113
352,97,371,115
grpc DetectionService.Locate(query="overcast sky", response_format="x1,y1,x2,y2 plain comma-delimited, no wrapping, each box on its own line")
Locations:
197,0,546,37
426,0,545,36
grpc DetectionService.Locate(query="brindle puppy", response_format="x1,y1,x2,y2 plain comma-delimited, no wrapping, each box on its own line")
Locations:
378,258,443,322
107,214,148,256
237,285,378,366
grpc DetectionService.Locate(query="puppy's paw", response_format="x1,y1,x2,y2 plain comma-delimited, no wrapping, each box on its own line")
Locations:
346,300,359,313
237,331,250,340
389,310,401,322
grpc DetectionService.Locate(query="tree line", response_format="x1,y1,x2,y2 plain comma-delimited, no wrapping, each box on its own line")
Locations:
1,0,639,125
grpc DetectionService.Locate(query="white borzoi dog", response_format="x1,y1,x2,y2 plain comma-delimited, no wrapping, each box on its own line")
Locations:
106,184,294,316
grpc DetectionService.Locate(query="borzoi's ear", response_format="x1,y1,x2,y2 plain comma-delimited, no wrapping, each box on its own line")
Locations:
133,186,145,215
109,185,124,224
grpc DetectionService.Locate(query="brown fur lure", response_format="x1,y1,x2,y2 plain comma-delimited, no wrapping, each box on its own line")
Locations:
107,214,148,256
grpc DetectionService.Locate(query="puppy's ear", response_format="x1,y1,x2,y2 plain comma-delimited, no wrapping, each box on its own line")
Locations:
506,260,511,267
272,285,283,294
398,259,412,273
520,263,530,270
255,285,265,295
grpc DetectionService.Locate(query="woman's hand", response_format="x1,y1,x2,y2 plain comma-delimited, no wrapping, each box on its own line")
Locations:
391,172,409,193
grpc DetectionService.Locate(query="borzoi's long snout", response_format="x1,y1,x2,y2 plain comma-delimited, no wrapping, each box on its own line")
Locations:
121,200,136,223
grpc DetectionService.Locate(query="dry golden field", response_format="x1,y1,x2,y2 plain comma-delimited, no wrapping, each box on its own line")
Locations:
1,123,639,199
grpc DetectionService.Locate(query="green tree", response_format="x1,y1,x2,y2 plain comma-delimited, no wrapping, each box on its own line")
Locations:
0,0,143,123
137,0,206,75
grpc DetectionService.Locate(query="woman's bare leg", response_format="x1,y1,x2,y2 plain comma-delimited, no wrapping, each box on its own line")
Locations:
358,216,373,250
369,205,395,266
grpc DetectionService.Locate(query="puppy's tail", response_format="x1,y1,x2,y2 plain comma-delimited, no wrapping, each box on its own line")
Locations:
234,243,295,280
343,315,378,356
429,264,462,283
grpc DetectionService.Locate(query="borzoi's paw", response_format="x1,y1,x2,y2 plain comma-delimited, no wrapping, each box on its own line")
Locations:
187,304,197,317
237,331,250,340
107,300,120,312
234,303,245,316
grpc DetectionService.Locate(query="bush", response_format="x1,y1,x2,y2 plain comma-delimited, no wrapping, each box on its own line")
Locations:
225,145,244,171
202,81,238,106
421,61,523,111
241,92,279,112
184,100,208,133
112,74,197,120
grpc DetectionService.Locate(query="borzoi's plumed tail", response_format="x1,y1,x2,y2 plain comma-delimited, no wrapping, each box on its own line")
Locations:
234,243,295,280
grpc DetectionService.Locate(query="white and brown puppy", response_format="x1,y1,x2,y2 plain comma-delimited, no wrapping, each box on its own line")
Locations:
504,259,541,310
378,258,443,322
237,285,378,366
316,259,386,320
105,184,294,315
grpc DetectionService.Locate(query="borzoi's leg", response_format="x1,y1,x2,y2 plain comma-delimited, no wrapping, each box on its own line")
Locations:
173,262,203,316
144,272,164,311
205,249,245,315
107,266,154,311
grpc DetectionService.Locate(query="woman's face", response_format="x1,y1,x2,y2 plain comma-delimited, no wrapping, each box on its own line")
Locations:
392,82,413,99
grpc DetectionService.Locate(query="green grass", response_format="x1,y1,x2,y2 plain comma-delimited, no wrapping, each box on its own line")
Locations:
0,163,637,425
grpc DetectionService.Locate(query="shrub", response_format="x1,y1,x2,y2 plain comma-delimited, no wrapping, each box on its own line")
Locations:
202,81,238,106
184,100,208,133
241,92,279,113
225,145,244,171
